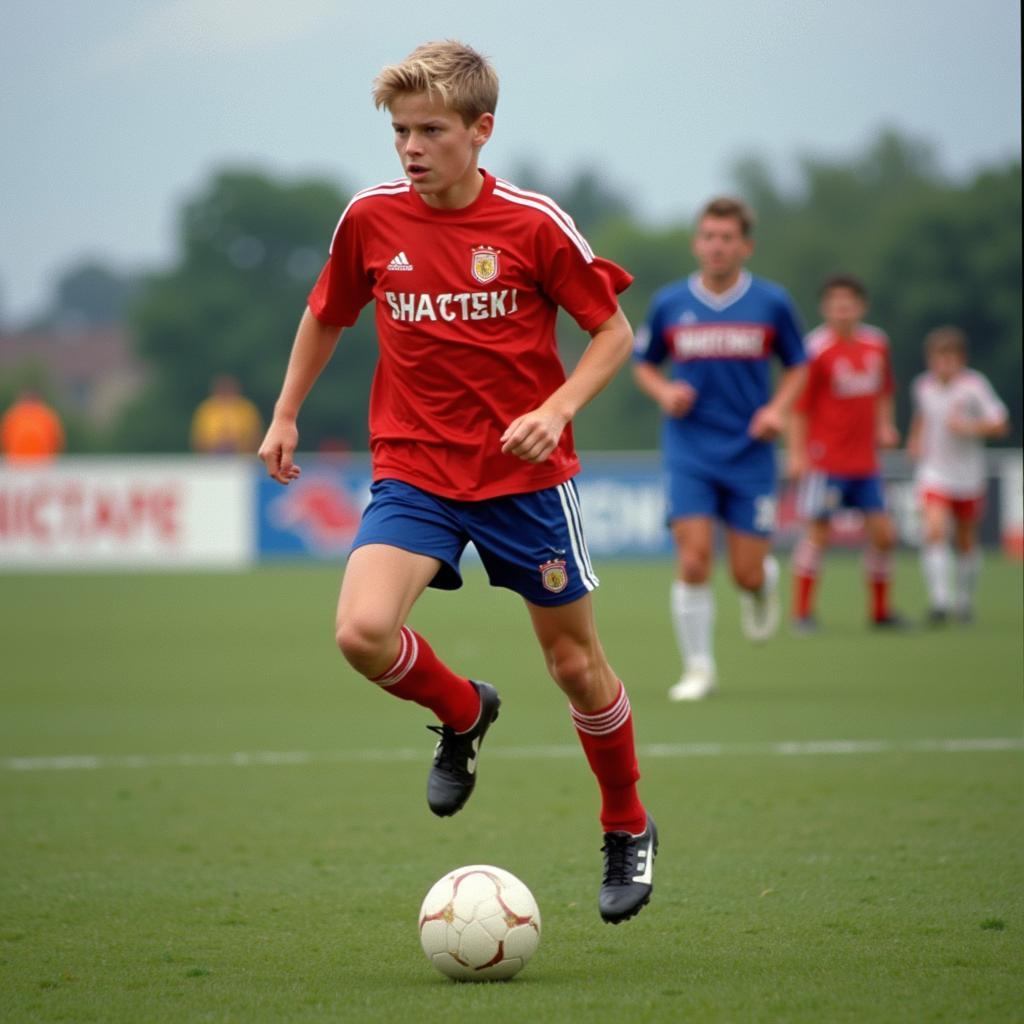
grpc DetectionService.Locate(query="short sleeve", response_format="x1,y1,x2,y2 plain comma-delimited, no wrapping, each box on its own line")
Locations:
911,373,927,411
972,373,1008,422
534,219,632,332
634,297,668,366
772,293,806,367
307,210,374,327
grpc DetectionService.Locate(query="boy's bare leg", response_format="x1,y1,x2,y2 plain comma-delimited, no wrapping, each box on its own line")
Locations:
728,528,781,643
526,595,655,923
337,543,498,816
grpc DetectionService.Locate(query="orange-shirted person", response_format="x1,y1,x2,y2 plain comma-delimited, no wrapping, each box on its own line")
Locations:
190,375,263,454
1,390,66,462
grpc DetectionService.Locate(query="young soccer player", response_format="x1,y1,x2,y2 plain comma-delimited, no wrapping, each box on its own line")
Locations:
258,42,655,924
633,198,807,702
787,274,906,631
907,326,1009,623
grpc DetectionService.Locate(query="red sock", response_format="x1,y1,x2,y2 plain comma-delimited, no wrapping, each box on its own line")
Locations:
864,548,891,621
570,682,646,835
371,627,480,732
871,579,890,621
795,575,816,619
793,537,821,618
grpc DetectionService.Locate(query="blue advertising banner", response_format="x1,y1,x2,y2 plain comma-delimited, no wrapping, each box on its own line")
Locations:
257,460,373,559
255,451,1020,562
255,453,674,561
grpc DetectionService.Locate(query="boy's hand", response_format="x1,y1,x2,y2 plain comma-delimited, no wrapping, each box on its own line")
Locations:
877,422,900,448
947,415,978,438
501,408,568,463
786,448,809,479
258,419,302,484
659,380,698,418
748,402,786,441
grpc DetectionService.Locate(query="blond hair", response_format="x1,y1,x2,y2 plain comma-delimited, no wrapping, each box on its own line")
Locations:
924,325,968,358
372,41,499,125
697,196,757,237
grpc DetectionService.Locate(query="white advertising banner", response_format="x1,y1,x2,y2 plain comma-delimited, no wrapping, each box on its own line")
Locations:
0,457,253,569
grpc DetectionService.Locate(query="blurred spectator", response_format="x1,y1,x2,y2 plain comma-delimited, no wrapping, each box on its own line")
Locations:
190,375,263,454
1,390,65,462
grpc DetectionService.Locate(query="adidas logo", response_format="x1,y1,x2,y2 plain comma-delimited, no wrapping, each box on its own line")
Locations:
387,251,414,272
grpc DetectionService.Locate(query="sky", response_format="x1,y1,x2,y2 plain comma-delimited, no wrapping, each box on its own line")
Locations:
1,0,1020,324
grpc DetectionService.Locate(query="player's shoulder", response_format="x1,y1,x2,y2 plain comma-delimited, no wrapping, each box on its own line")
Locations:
747,274,794,304
958,367,993,390
858,323,890,349
804,324,835,359
912,370,936,394
328,179,411,250
490,176,594,254
341,178,411,219
649,275,695,309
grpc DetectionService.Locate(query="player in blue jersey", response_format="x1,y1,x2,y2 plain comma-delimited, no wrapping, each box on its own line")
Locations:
633,197,807,701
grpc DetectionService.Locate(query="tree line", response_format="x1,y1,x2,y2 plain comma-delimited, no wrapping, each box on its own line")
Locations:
13,130,1022,451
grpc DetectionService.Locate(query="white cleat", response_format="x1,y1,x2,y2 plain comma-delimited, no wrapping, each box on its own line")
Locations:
740,554,780,643
668,665,717,702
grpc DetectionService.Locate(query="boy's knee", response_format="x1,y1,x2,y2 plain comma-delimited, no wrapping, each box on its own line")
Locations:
335,616,393,673
679,548,711,584
544,638,594,699
732,563,763,592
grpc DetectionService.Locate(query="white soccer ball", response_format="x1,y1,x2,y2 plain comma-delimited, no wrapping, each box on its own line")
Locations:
418,864,541,981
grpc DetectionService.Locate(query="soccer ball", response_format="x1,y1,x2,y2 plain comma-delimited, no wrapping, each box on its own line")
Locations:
418,864,541,981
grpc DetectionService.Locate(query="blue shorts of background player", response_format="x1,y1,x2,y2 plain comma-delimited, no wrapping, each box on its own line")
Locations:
352,478,600,606
798,471,886,522
667,464,778,537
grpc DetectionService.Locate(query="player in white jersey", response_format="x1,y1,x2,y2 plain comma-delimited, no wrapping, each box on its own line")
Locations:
907,327,1009,623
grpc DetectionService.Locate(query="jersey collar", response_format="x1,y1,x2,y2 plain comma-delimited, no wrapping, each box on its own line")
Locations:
407,169,496,218
689,270,752,311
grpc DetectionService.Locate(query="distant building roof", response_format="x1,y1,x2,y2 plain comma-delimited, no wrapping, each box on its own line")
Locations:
0,326,149,426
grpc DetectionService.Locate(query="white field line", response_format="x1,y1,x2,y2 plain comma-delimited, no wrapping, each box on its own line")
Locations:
3,737,1022,773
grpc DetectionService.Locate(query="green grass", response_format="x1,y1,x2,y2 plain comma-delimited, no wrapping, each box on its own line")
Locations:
1,556,1022,1023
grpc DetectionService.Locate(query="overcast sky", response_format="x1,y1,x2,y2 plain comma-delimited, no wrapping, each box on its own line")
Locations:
1,0,1020,323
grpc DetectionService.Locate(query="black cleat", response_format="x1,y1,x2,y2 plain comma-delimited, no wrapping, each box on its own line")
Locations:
792,614,819,635
926,607,950,627
599,815,658,924
872,612,911,630
426,681,501,818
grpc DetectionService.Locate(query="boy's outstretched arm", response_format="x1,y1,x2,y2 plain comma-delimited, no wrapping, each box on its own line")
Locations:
501,307,632,464
259,308,344,484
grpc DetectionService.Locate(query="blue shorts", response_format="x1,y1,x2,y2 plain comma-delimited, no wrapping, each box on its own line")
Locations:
798,472,886,520
351,478,599,606
666,465,777,537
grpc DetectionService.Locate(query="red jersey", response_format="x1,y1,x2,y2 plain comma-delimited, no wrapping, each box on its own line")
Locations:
308,170,631,501
796,324,893,476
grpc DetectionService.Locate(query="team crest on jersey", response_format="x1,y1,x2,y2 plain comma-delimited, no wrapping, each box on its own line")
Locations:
471,246,500,284
539,558,568,593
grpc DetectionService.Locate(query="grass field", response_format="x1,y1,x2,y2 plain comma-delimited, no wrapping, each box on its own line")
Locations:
1,555,1021,1023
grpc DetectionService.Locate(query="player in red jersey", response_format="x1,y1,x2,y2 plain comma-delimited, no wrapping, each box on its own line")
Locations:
258,41,655,924
787,274,905,630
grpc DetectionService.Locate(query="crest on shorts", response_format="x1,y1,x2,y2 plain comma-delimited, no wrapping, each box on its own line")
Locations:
539,558,568,593
471,246,500,284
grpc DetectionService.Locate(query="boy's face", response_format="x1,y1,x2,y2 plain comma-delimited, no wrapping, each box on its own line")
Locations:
389,92,493,208
820,286,867,335
927,348,965,382
692,216,753,281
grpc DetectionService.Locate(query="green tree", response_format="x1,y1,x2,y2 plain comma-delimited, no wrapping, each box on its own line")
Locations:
44,261,141,329
114,168,374,452
731,132,1021,439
